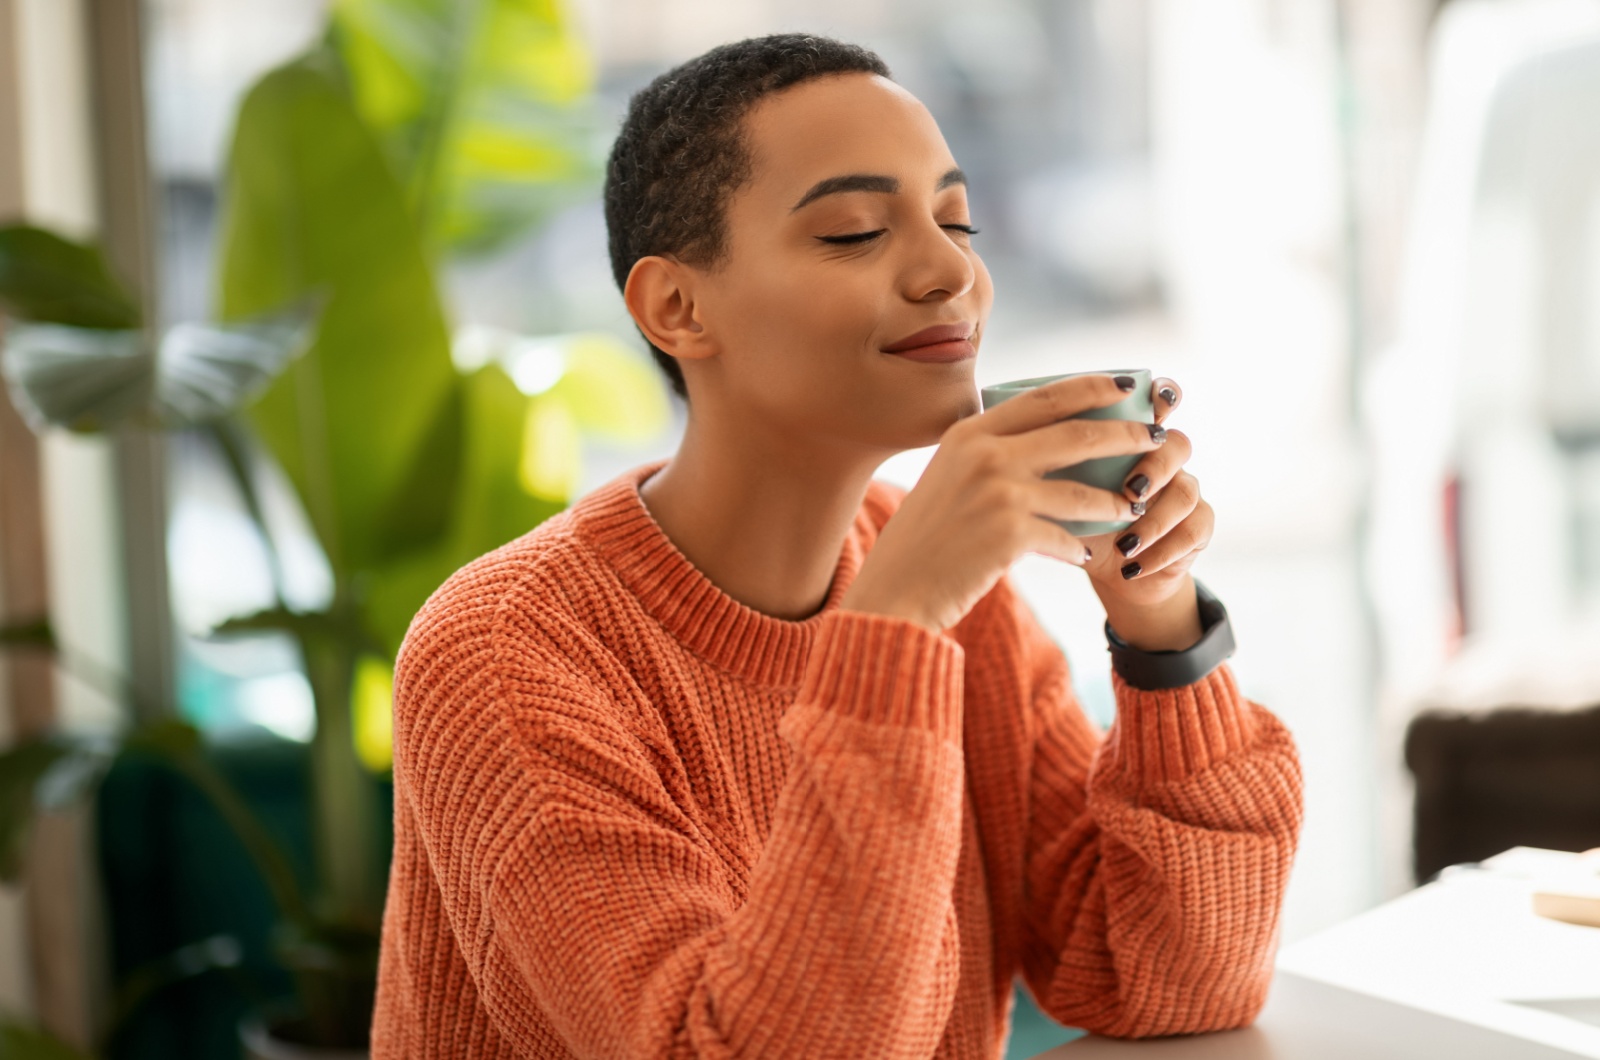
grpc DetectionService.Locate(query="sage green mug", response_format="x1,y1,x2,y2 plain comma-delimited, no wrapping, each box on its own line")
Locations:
980,368,1153,536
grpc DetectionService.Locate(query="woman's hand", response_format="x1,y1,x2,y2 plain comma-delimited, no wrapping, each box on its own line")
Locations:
1082,377,1215,647
840,373,1163,633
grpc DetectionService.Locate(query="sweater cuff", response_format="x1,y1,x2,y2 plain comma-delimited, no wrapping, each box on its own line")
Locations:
797,609,965,741
1099,663,1258,783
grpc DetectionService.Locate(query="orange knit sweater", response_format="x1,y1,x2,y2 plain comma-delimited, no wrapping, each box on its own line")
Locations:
370,460,1303,1059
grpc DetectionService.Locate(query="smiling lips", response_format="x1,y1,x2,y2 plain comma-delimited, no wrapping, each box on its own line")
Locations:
882,323,976,362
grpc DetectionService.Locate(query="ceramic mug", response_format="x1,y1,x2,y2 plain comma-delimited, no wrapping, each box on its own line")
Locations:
979,368,1154,536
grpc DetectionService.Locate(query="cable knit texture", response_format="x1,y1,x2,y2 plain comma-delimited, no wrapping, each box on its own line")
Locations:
370,459,1303,1058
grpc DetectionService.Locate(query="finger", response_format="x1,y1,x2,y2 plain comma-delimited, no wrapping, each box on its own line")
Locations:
978,373,1141,437
1120,428,1192,503
1118,499,1214,582
1118,506,1211,580
1113,470,1201,562
1152,377,1182,425
1135,549,1200,583
1012,416,1168,476
1028,476,1138,528
1020,513,1094,566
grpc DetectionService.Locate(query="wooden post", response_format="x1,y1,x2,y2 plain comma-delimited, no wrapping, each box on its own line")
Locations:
88,0,175,725
0,0,51,1024
0,0,133,1046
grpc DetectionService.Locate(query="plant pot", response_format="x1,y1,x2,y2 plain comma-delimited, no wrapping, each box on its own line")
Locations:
239,1011,369,1060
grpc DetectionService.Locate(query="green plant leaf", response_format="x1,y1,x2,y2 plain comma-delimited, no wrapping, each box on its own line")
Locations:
153,310,316,424
0,309,310,434
0,739,72,884
545,332,671,443
330,0,605,254
450,326,669,500
0,732,116,886
206,605,381,657
446,362,567,571
371,374,462,561
518,390,579,502
119,717,205,760
361,362,563,656
350,654,394,772
0,224,141,329
0,616,55,650
216,55,460,578
0,324,150,432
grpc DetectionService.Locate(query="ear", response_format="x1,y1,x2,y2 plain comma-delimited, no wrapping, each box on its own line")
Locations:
622,255,717,365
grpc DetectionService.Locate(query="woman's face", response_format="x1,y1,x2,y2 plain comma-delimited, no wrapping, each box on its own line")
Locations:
687,72,993,452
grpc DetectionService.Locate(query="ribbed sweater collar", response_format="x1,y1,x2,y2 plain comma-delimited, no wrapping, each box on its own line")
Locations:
569,459,868,688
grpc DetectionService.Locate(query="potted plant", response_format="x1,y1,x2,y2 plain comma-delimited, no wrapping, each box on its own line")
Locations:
0,0,668,1053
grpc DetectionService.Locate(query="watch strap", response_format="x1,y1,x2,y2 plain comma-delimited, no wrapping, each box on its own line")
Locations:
1104,578,1236,691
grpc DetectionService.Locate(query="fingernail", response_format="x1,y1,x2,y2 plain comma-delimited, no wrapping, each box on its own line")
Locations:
1130,499,1146,517
1081,546,1093,564
1113,375,1136,392
1125,473,1150,499
1121,561,1141,580
1147,423,1167,444
1159,386,1178,406
1116,532,1140,557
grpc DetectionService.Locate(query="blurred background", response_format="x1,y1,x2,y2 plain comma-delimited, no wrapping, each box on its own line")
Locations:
2,0,1599,1057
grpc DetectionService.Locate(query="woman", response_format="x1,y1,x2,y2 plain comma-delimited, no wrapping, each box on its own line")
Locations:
372,33,1303,1060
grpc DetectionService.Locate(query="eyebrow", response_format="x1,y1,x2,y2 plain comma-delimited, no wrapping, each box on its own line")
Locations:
788,167,967,212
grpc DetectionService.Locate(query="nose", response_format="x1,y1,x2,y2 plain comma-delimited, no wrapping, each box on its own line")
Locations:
899,218,977,303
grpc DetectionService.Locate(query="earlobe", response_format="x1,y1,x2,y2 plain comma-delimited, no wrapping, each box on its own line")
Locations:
623,255,714,361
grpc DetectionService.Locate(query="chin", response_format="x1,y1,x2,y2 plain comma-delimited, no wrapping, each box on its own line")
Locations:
881,387,981,451
932,380,982,432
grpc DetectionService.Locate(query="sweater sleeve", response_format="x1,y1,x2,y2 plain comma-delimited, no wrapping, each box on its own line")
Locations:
398,606,970,1059
1011,582,1303,1039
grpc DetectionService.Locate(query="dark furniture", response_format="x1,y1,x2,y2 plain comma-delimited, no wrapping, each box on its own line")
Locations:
1405,702,1600,883
97,729,391,1059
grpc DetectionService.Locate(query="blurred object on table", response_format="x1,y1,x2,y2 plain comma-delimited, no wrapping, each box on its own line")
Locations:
1406,682,1600,884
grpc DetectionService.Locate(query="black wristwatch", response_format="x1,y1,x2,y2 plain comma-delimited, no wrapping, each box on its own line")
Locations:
1104,579,1236,691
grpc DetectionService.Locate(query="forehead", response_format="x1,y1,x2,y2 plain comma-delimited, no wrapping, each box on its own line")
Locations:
737,74,956,206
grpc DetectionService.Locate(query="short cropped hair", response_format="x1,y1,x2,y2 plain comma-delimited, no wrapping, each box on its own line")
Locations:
603,34,892,400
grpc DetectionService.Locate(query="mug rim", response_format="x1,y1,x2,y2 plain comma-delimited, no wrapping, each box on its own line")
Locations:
981,368,1149,393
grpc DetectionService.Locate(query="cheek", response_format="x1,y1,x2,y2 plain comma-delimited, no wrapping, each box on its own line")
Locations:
971,252,996,320
721,258,883,383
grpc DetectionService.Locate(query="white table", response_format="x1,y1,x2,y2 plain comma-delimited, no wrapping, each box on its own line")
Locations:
1038,971,1588,1058
1035,848,1600,1058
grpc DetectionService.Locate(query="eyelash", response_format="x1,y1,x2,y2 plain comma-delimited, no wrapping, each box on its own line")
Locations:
817,224,981,245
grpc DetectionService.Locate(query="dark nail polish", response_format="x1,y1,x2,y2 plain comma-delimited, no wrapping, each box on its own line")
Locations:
1113,375,1136,392
1116,532,1140,557
1081,546,1093,563
1147,423,1167,444
1130,499,1146,517
1121,561,1141,580
1126,473,1150,499
1159,386,1178,406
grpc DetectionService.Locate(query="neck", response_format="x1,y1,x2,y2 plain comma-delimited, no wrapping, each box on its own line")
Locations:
639,410,892,621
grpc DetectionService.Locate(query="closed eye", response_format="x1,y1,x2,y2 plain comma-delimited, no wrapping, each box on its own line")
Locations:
816,224,981,246
816,229,886,245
